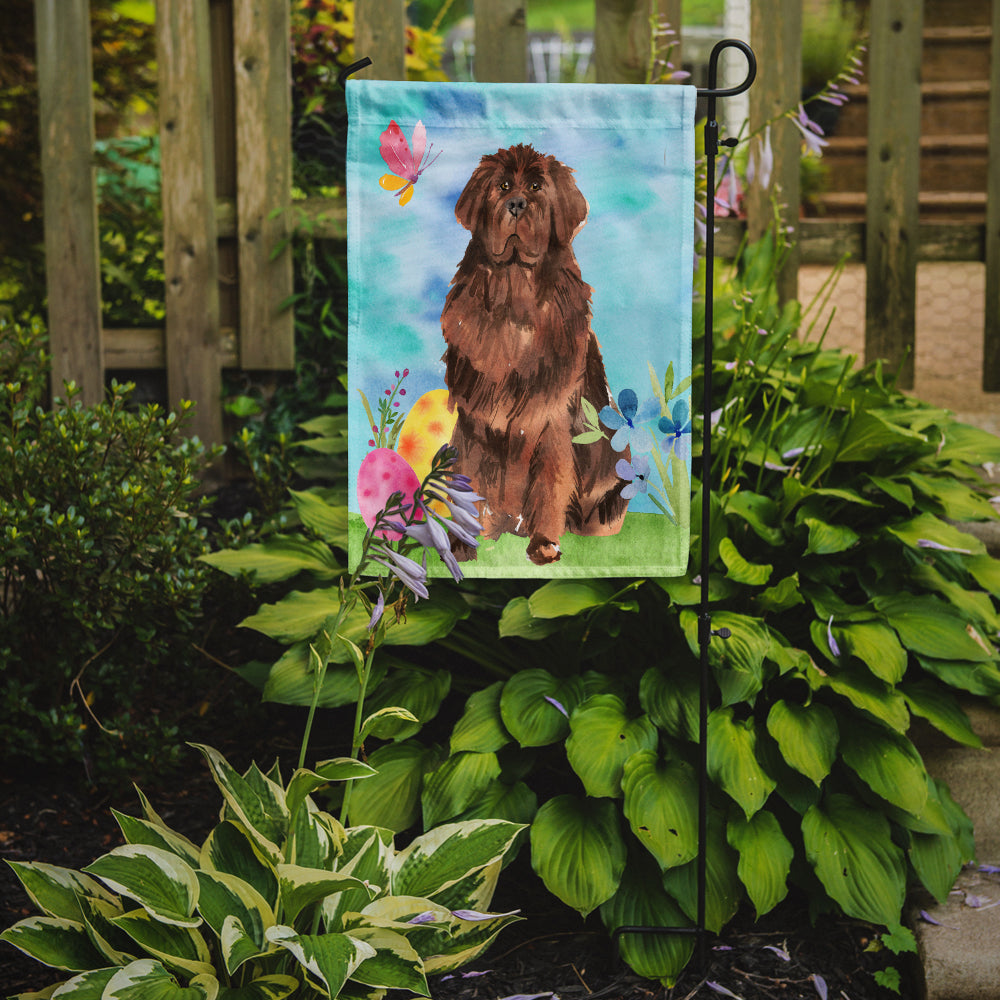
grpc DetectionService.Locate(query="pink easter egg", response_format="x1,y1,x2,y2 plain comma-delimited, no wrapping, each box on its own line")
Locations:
357,448,423,539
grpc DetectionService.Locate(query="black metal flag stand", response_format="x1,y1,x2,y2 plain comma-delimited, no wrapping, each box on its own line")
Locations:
340,38,758,974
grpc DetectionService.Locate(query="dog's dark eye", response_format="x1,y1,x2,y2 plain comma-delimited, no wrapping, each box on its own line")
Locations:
499,180,511,192
529,181,541,192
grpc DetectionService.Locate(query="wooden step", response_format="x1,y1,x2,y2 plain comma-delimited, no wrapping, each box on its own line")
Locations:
822,134,989,193
922,25,992,83
813,190,987,222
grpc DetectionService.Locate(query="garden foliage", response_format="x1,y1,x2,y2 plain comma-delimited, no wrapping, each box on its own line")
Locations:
209,232,1000,984
1,744,524,998
0,317,219,782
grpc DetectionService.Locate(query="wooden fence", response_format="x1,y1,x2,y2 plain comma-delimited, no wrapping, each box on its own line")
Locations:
34,0,1000,445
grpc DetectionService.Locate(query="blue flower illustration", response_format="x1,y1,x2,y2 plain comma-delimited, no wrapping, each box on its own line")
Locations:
599,389,639,452
616,455,650,501
659,399,693,459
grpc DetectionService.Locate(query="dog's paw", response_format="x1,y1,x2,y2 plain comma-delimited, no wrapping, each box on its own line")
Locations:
450,535,479,563
526,535,561,565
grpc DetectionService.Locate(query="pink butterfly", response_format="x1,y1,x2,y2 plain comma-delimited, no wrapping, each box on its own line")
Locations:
379,120,441,206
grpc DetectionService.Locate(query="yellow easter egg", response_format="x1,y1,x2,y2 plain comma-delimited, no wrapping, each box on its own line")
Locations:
396,388,458,488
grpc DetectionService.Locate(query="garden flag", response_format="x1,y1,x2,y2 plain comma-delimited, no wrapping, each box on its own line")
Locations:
347,80,696,578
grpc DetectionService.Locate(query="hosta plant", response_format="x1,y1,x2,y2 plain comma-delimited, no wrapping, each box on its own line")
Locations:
342,234,1000,984
1,744,523,999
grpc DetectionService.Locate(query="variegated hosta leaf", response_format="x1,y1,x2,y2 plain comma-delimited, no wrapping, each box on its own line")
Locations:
599,854,694,987
391,820,524,901
424,859,501,916
499,670,585,747
110,908,214,979
83,845,200,928
322,829,393,931
4,861,118,922
420,751,501,829
285,760,375,824
214,974,300,999
276,864,376,925
565,695,658,799
265,925,376,998
0,915,107,971
43,966,118,997
529,795,626,917
661,811,742,934
765,700,838,786
727,810,793,917
78,894,136,966
707,707,776,819
288,801,343,870
621,751,699,871
190,745,287,863
421,906,523,975
344,926,429,995
112,810,202,868
200,822,278,910
450,681,511,754
195,871,274,974
802,793,906,926
102,958,218,999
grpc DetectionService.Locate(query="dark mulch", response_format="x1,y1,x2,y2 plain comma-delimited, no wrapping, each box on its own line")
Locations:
1,746,915,1000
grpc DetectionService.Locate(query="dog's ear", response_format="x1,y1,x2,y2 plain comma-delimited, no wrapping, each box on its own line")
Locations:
455,157,496,232
548,159,589,245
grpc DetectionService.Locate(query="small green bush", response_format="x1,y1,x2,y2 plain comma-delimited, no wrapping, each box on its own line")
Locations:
0,317,220,783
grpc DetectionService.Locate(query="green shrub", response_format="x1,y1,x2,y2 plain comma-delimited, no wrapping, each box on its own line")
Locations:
0,317,220,783
1,743,524,997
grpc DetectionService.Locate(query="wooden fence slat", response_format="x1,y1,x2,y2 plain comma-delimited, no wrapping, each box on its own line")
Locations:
594,0,660,84
34,0,103,405
747,0,801,305
233,0,294,369
983,0,1000,389
474,0,527,82
355,0,407,81
157,0,223,445
864,0,923,389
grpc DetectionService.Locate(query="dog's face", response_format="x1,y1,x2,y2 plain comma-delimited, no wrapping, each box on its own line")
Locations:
454,144,588,265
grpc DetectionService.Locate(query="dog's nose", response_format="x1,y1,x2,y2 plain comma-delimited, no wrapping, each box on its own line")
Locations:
505,196,527,219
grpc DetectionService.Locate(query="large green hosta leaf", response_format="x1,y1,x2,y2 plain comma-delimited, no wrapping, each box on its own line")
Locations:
901,680,982,748
4,862,118,923
499,670,585,747
530,795,626,917
874,594,996,663
450,681,511,754
0,916,107,972
765,700,838,786
362,666,451,741
600,853,694,987
421,751,502,828
199,535,341,584
680,611,771,706
727,810,793,918
103,959,218,1000
111,908,214,978
566,695,658,798
527,579,617,617
838,718,928,817
346,740,442,832
199,822,278,911
639,664,699,743
832,621,907,684
802,793,906,926
621,752,699,871
707,708,775,818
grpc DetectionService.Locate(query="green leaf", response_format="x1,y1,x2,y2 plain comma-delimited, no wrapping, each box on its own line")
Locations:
199,822,278,910
195,871,273,974
265,926,374,998
756,573,805,614
4,862,118,923
277,865,373,925
874,594,995,662
909,825,966,905
216,975,299,1000
639,664,699,742
802,793,906,926
660,811,741,933
566,695,658,798
0,916,107,972
345,926,429,994
835,410,927,463
718,537,772,586
452,779,538,827
901,680,982,748
527,579,616,618
916,655,1000,697
935,421,1000,465
362,666,451,740
886,512,985,556
103,959,218,999
571,430,606,445
621,751,699,871
725,491,785,545
727,811,793,917
838,718,929,817
110,909,214,978
707,707,776,818
346,740,441,832
680,610,770,707
360,705,421,743
530,795,626,917
112,812,201,868
200,536,341,584
803,517,859,556
392,819,524,900
835,621,908,684
499,670,584,747
260,643,387,709
288,489,349,547
906,473,998,522
765,700,838,786
599,853,694,987
450,682,511,754
421,751,502,828
285,759,376,822
83,846,200,928
809,661,910,732
497,597,564,639
33,966,118,998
